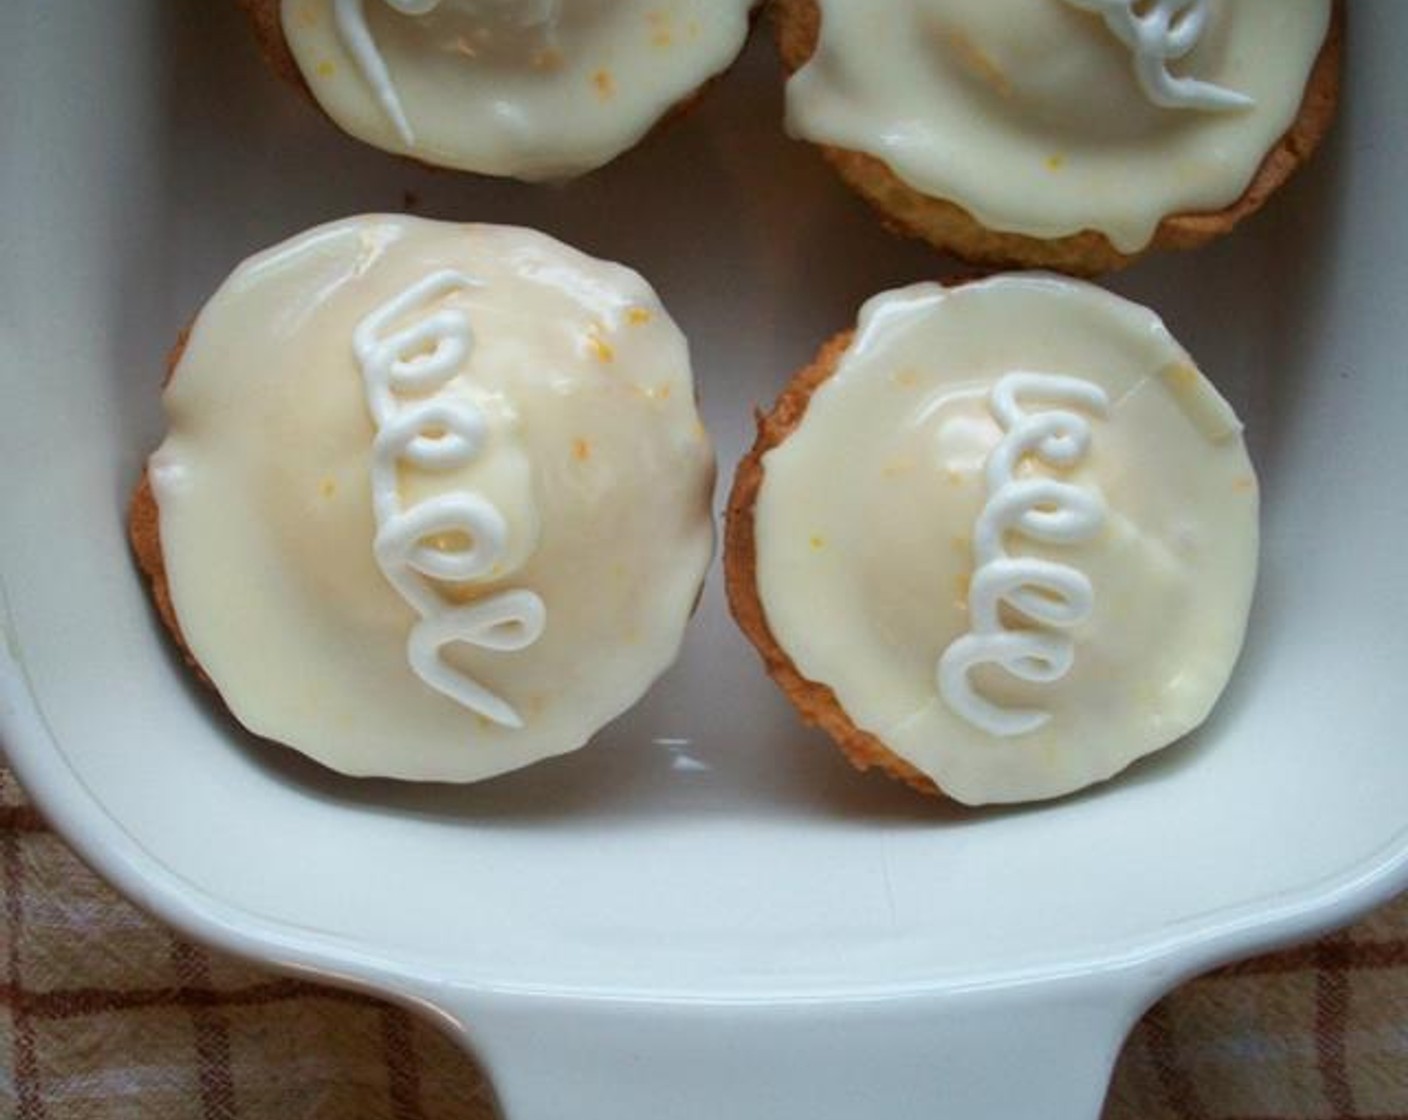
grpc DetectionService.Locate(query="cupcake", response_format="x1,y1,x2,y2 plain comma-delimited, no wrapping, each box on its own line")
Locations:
243,0,758,178
133,215,715,782
775,0,1341,274
726,274,1259,805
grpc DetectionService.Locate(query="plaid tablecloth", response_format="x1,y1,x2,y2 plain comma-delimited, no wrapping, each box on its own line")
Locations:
2,763,1404,1120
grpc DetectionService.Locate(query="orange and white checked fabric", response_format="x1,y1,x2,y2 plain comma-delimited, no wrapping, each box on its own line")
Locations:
2,763,1405,1120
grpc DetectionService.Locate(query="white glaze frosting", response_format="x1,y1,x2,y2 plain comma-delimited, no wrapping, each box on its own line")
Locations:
784,0,1331,252
754,275,1259,805
936,372,1109,738
332,0,444,145
281,0,757,179
149,216,715,781
1061,0,1251,111
354,268,546,729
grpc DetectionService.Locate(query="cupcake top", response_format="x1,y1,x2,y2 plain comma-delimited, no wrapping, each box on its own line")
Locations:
785,0,1331,252
149,215,715,781
753,275,1258,804
280,0,756,178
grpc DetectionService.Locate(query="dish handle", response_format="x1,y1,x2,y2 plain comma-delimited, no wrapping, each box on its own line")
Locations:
433,973,1151,1120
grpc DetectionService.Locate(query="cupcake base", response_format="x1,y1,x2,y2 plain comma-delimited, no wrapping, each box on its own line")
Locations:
725,330,942,798
772,0,1344,276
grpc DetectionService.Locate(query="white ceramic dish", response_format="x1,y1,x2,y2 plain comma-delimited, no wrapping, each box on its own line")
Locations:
2,5,1406,1118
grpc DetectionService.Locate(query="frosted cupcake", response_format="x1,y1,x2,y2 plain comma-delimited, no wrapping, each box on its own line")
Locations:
775,0,1340,274
243,0,758,178
133,215,715,782
727,274,1259,804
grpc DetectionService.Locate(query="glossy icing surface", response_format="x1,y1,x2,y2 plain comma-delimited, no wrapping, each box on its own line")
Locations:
150,216,715,781
784,0,1331,251
281,0,756,178
754,276,1259,804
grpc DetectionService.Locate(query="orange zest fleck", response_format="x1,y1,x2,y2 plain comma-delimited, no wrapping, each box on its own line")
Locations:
586,330,615,363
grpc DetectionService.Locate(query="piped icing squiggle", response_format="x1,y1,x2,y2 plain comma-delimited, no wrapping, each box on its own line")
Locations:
353,269,545,729
332,0,562,145
784,0,1331,252
282,0,757,179
148,216,715,782
937,373,1109,738
753,276,1259,804
1061,0,1252,111
332,0,437,145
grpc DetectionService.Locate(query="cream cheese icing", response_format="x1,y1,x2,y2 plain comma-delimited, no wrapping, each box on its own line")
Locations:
936,372,1110,738
354,268,547,729
1061,0,1252,111
281,0,757,179
753,276,1259,805
149,216,715,781
784,0,1331,252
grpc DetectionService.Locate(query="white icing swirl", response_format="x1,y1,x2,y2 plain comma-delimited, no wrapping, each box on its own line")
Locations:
1061,0,1253,111
333,0,561,145
354,269,546,729
937,372,1109,737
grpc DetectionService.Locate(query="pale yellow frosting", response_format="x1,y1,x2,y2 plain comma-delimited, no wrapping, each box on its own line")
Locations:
280,0,757,179
754,276,1259,805
150,216,715,781
785,0,1331,252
